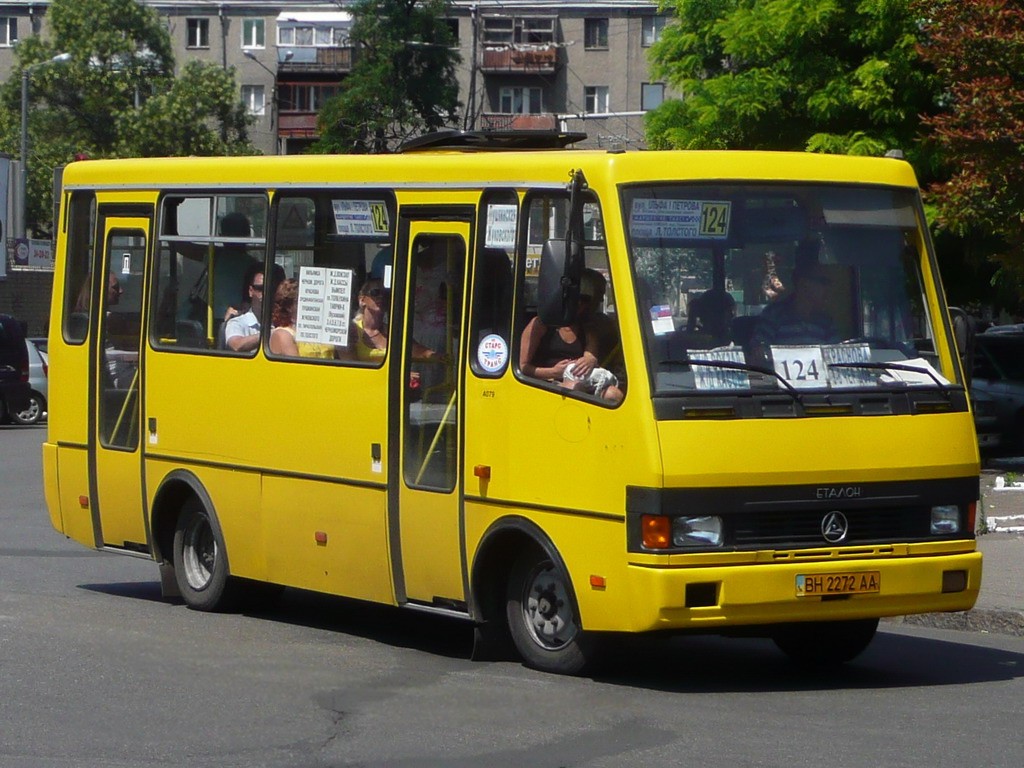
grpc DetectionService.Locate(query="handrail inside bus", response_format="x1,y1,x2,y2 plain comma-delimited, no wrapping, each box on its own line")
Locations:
413,389,458,486
111,368,140,445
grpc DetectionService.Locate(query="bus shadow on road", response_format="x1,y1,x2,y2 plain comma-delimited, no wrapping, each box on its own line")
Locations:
79,580,171,603
588,629,1024,692
78,580,1024,690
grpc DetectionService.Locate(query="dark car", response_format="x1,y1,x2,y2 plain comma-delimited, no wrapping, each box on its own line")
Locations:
971,331,1024,450
0,314,32,422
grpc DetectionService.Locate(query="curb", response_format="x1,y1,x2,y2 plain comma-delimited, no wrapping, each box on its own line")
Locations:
886,609,1024,637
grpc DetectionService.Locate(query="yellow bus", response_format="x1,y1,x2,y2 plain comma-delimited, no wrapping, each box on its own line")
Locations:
43,132,982,674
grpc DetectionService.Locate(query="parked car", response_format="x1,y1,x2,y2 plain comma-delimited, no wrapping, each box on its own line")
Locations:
0,314,32,423
972,388,1002,450
981,323,1024,335
29,336,48,363
11,338,48,425
971,332,1024,450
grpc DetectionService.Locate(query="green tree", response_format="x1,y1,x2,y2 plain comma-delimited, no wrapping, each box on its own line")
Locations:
314,0,461,153
646,0,936,163
915,0,1024,312
0,0,254,235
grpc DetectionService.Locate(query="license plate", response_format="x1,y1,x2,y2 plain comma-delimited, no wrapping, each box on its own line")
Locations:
796,571,880,597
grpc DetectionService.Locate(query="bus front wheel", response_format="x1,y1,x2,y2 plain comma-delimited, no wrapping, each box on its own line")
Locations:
505,549,595,675
172,498,238,612
772,618,879,666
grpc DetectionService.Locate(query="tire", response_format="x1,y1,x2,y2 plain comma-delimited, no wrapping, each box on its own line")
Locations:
11,392,45,426
505,548,597,675
772,618,879,666
172,498,239,612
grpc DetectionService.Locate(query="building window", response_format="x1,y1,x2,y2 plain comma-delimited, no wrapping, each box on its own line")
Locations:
242,85,266,116
187,18,210,49
641,83,665,111
499,87,543,115
445,18,459,46
585,86,609,115
642,16,667,47
584,18,609,50
242,19,265,49
279,83,341,113
0,17,17,47
482,16,555,46
278,25,349,48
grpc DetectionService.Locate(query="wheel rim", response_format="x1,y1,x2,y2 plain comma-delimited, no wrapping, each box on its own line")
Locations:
15,396,40,424
521,560,579,651
181,514,217,591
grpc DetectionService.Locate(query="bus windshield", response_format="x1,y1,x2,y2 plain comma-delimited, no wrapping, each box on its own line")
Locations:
623,183,951,398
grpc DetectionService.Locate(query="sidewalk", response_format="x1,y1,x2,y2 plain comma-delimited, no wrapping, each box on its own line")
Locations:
899,467,1024,636
974,467,1024,617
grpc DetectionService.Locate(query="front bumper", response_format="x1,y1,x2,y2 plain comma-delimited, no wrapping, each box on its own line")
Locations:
619,548,982,632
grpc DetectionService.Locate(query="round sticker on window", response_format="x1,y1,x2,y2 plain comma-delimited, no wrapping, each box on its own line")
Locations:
477,334,509,374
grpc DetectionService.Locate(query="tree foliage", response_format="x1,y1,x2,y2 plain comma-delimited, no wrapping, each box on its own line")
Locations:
0,0,254,235
647,0,936,164
915,0,1024,306
314,0,461,153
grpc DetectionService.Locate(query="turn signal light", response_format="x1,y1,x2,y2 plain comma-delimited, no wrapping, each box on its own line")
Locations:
641,515,671,549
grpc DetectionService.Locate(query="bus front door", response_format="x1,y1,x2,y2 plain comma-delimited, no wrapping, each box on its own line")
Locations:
90,213,151,553
393,221,470,608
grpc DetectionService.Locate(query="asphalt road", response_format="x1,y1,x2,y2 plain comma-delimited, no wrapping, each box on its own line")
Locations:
3,424,1024,768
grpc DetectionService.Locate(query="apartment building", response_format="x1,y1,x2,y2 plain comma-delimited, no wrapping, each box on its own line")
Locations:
0,0,670,155
0,1,670,331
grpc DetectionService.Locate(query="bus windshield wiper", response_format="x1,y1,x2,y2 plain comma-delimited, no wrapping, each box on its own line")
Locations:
682,358,804,404
826,360,950,394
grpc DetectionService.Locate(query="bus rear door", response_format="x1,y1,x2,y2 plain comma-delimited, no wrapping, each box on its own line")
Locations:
392,216,471,609
90,210,151,553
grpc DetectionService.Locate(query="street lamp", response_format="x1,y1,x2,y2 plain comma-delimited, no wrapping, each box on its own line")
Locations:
19,52,71,239
243,50,278,129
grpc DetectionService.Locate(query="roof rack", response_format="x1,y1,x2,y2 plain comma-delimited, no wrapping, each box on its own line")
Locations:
398,129,588,153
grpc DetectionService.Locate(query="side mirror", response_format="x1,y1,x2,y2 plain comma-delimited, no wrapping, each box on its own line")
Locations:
537,239,580,327
949,306,975,386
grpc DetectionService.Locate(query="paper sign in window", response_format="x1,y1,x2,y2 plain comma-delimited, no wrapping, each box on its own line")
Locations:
296,266,352,346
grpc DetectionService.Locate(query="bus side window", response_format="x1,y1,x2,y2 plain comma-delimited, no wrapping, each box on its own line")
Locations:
267,192,394,365
469,247,513,376
62,192,97,344
515,193,624,403
151,195,267,353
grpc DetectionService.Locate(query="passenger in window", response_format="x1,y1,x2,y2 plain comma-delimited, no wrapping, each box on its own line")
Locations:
686,259,736,345
268,278,335,359
267,278,300,357
350,278,389,361
413,238,457,355
578,268,624,378
223,261,265,352
751,243,839,357
520,271,623,403
345,278,437,362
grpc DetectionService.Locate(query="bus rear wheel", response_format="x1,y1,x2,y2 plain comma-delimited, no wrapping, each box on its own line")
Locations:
172,498,238,612
772,618,879,666
505,549,595,675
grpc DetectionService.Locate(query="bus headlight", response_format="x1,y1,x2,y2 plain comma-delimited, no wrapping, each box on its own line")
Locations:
672,516,723,547
930,505,961,535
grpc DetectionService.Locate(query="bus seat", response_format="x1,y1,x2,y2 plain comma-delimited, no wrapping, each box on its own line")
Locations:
175,320,206,347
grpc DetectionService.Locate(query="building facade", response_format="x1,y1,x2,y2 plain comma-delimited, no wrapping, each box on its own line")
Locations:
0,0,670,154
0,1,671,331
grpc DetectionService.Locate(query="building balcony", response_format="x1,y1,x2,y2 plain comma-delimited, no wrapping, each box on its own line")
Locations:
480,45,559,74
278,46,354,73
479,113,559,131
279,113,320,139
